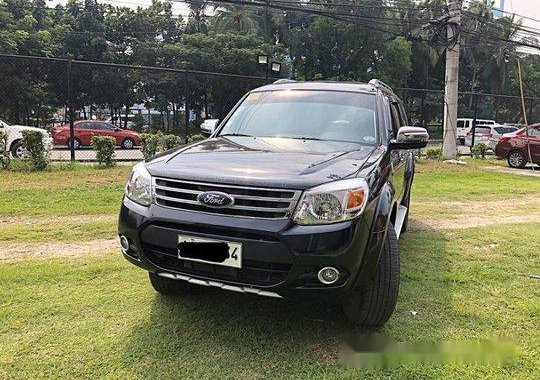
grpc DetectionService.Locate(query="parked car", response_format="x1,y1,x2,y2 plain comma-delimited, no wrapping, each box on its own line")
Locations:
0,117,53,158
457,118,496,145
464,124,518,150
495,123,540,168
52,120,141,149
118,79,429,326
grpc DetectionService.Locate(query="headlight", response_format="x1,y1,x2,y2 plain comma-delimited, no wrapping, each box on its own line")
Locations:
125,162,152,206
293,178,369,225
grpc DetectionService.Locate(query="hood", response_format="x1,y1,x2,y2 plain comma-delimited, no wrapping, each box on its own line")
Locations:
12,125,48,135
146,136,376,189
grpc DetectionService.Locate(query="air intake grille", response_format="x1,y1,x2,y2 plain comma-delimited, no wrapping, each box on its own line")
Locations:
154,177,301,219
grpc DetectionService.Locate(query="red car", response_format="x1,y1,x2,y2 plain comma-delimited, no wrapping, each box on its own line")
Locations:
495,123,540,168
52,120,141,149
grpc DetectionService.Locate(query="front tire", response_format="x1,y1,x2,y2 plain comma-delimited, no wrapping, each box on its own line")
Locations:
507,150,526,168
149,272,194,296
342,224,400,327
121,138,134,149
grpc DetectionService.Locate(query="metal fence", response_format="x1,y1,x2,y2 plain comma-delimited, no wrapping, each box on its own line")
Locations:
394,87,539,140
0,53,538,161
0,54,269,161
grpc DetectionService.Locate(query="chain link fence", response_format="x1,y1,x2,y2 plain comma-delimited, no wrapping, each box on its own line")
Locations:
0,54,268,161
395,87,539,142
0,53,538,161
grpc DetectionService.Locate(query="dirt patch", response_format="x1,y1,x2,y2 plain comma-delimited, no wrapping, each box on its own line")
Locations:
411,197,540,230
0,214,115,226
485,165,540,177
410,213,540,230
0,239,118,262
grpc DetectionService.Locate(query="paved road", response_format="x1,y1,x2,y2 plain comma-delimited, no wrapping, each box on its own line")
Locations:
50,147,143,161
50,142,474,161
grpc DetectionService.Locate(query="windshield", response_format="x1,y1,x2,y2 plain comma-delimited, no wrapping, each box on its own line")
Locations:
219,90,378,145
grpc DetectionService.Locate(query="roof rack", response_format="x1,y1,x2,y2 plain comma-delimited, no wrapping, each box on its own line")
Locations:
273,79,296,84
368,79,393,93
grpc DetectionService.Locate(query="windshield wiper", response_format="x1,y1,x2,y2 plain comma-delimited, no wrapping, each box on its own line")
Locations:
283,136,324,141
220,133,255,138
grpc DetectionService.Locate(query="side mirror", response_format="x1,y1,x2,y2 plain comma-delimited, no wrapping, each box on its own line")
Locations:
200,119,219,136
390,126,429,150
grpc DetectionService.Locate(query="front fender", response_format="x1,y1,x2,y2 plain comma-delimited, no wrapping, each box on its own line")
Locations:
352,182,395,289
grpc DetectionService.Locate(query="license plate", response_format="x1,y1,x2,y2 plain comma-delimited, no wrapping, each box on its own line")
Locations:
177,235,242,268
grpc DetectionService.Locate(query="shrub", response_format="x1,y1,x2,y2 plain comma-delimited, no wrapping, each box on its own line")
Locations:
471,142,488,159
21,130,48,171
91,136,116,166
188,134,206,144
424,146,443,160
161,134,182,150
0,130,10,169
141,132,161,159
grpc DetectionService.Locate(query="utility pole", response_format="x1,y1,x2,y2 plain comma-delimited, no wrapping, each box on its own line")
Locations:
442,0,462,159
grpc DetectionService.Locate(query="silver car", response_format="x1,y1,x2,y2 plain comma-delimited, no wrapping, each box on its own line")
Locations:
465,125,519,150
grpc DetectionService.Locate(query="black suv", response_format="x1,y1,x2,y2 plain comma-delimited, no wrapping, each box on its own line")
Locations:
118,80,428,327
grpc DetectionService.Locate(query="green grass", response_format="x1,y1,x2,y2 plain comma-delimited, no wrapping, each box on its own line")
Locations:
413,160,540,201
0,165,129,217
1,222,538,379
1,159,539,379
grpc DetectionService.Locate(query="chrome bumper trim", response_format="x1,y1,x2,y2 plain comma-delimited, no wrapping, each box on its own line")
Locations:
157,272,283,298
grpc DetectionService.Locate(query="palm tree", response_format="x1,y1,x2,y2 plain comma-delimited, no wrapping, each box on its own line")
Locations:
214,5,260,34
482,14,521,118
186,0,208,34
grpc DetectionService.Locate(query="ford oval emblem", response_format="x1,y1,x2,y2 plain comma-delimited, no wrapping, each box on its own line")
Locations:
197,191,234,208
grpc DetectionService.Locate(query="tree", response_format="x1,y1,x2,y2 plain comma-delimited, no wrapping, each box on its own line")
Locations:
214,5,260,34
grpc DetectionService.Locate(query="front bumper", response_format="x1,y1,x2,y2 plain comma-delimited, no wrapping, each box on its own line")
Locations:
118,197,376,300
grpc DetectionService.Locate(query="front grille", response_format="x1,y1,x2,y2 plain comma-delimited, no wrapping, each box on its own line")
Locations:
142,243,291,286
154,177,301,219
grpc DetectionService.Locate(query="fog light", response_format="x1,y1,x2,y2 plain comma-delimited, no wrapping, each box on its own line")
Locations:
317,267,340,285
120,235,130,251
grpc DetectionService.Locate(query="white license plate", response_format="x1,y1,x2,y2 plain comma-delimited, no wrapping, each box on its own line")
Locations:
177,235,242,268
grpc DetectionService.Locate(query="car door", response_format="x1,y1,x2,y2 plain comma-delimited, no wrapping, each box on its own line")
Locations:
98,122,122,145
457,119,466,138
74,122,95,145
527,126,540,163
388,99,406,201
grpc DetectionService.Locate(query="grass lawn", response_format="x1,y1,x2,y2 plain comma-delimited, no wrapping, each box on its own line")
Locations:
1,159,539,379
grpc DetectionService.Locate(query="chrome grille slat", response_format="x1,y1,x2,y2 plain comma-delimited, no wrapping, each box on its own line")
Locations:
155,183,299,202
153,177,301,219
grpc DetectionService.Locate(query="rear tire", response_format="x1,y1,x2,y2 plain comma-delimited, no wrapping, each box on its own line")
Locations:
149,272,194,296
67,138,81,150
507,150,526,168
342,224,400,327
10,140,27,159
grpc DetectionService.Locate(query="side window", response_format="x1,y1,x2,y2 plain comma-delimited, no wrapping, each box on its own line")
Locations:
389,102,402,137
397,103,409,126
75,122,88,129
457,120,465,129
382,96,393,139
529,127,540,137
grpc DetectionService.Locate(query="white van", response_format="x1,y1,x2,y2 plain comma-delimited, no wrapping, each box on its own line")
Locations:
457,118,496,144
